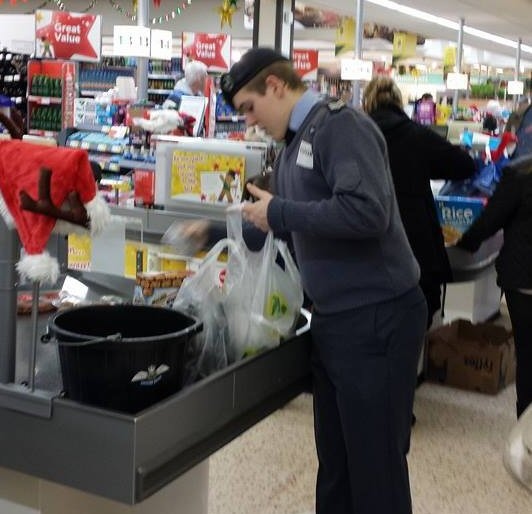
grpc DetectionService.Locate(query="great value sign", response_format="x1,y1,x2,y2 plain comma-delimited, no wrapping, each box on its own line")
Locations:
292,49,318,81
35,9,101,62
182,32,231,72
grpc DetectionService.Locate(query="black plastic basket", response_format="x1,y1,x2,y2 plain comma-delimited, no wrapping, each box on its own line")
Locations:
46,305,202,414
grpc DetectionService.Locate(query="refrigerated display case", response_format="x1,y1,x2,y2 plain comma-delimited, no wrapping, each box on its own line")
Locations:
27,59,77,138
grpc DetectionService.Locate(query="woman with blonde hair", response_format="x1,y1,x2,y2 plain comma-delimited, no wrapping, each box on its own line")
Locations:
363,76,475,328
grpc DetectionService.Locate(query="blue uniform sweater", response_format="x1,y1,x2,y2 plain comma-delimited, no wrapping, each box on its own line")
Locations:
267,100,420,314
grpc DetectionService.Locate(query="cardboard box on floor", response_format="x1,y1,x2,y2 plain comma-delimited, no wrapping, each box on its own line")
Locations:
426,319,515,394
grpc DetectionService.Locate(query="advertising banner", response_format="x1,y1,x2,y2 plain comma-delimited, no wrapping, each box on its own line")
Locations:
35,9,101,62
443,46,456,68
335,17,355,56
170,150,245,204
392,32,417,59
292,49,318,81
182,32,231,72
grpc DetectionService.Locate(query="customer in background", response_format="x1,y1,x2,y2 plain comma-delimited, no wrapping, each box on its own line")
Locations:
362,76,476,328
162,60,208,110
455,155,532,419
413,92,436,125
220,47,427,514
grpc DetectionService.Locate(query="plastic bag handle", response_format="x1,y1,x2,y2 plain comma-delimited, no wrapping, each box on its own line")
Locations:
199,237,245,272
274,239,302,286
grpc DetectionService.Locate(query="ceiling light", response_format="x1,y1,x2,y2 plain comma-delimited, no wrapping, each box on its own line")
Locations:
367,0,532,56
463,26,517,49
366,0,458,30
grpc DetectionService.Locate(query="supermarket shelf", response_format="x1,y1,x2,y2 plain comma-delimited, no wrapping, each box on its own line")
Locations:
28,129,58,137
67,140,125,154
118,159,156,170
80,89,112,97
27,95,62,105
147,89,173,94
148,74,178,80
1,74,21,83
88,157,122,172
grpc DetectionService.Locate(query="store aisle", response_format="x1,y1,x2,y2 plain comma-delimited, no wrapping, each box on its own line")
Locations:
209,368,532,514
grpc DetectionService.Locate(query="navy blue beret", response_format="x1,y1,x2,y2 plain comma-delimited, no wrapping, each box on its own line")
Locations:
221,47,289,108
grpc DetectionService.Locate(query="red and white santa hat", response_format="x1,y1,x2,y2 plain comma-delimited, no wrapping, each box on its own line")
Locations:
0,140,110,285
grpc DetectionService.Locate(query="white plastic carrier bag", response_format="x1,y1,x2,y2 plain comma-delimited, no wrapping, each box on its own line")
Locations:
224,205,304,360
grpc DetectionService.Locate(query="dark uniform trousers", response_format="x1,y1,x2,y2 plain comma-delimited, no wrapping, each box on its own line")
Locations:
311,286,427,514
505,290,532,418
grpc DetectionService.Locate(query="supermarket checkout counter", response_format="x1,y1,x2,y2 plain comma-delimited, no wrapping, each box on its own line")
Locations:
431,177,503,324
445,230,503,323
0,214,312,512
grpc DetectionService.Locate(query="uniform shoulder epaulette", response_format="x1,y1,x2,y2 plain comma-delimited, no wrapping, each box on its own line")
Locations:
327,99,345,111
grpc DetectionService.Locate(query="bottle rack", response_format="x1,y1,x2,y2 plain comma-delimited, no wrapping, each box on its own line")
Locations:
79,63,136,97
0,49,28,122
27,59,77,137
147,58,183,105
214,89,246,139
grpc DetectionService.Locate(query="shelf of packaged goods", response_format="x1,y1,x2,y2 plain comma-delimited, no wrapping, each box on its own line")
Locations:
68,140,125,154
88,155,122,172
80,88,114,97
118,159,156,170
28,129,58,138
27,95,62,105
148,74,178,80
1,74,21,83
147,89,173,94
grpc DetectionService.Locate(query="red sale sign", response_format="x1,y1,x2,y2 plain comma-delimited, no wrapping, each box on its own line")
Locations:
35,9,101,63
292,49,319,81
182,32,231,72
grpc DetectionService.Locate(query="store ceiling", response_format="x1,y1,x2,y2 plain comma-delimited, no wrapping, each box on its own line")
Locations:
305,0,532,59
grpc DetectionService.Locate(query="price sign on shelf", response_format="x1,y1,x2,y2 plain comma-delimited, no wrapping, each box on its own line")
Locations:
508,80,524,95
446,72,468,90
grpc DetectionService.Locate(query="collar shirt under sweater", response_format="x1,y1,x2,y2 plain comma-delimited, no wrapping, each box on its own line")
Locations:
266,91,420,314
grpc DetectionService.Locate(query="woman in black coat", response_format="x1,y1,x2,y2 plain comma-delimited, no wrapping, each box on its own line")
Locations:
456,155,532,418
363,77,476,327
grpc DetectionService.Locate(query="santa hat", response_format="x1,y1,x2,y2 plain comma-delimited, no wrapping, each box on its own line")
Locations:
0,140,110,285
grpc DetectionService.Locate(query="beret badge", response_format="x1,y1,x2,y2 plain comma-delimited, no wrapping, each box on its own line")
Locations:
221,73,234,94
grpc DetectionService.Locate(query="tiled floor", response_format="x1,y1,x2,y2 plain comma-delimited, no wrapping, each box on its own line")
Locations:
208,306,532,513
209,384,532,514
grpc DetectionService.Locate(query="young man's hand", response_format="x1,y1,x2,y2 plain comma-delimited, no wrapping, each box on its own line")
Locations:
241,183,272,232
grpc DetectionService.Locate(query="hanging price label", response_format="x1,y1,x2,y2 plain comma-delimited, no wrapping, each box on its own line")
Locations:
150,29,172,60
113,26,151,57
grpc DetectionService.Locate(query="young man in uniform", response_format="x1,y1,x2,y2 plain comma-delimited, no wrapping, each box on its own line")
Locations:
221,47,427,514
